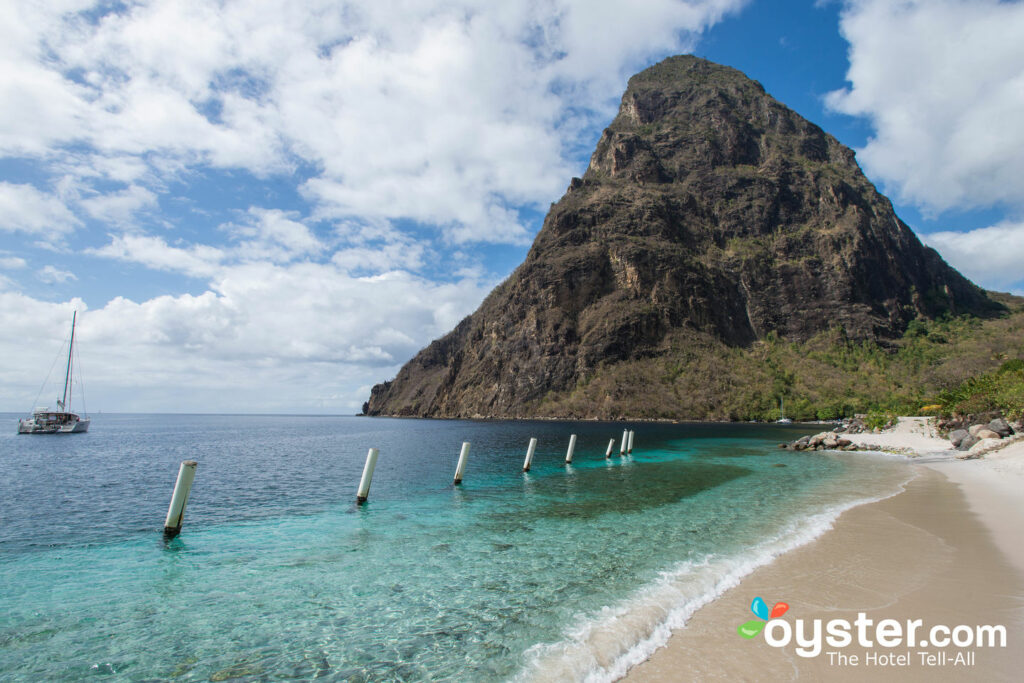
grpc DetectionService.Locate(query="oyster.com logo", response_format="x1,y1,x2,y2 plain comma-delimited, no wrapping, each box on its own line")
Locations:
736,595,1006,665
738,596,789,639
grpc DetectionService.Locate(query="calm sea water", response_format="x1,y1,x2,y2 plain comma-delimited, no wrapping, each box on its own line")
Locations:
0,414,910,682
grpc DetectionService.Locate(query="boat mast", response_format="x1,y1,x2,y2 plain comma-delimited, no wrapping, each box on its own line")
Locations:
61,311,76,412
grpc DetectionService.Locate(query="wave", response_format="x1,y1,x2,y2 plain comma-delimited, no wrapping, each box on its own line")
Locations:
514,467,915,683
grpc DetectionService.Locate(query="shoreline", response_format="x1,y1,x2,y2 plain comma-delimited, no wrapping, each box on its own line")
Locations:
621,421,1024,681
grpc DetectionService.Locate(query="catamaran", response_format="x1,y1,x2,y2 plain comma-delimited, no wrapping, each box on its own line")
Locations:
18,311,91,434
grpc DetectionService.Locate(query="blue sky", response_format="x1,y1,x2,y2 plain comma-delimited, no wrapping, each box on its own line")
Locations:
1,0,1022,414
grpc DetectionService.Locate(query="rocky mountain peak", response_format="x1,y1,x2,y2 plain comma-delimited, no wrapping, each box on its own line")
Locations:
364,56,1003,420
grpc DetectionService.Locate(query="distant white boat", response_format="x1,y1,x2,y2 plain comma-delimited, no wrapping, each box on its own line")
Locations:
18,311,91,434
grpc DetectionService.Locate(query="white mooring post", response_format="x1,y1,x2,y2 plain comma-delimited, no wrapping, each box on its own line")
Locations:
565,434,577,464
164,460,198,538
356,448,379,504
605,438,616,459
523,437,538,472
454,442,471,485
620,430,628,455
627,430,635,454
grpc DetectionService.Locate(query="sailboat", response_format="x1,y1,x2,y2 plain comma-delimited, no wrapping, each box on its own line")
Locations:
18,311,91,434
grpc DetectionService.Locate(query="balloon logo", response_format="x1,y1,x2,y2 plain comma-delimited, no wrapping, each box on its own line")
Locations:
737,596,789,639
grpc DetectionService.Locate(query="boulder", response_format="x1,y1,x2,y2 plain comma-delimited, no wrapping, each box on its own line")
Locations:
949,429,969,448
957,434,980,451
975,428,1001,440
988,418,1013,437
968,424,987,437
836,437,852,448
809,432,830,447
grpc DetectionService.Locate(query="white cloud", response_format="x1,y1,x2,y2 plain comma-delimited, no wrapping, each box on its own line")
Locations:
226,208,323,263
0,254,27,269
86,233,224,278
79,184,158,224
37,265,77,283
1,0,745,244
921,220,1024,292
827,0,1024,213
0,261,494,413
0,182,80,234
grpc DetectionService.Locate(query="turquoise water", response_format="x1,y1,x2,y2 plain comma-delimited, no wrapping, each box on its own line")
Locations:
0,415,909,681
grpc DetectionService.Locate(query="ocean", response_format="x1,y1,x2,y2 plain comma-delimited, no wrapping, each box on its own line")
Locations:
0,414,910,681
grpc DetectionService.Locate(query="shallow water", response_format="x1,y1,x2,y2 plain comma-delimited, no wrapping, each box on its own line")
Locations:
0,415,909,681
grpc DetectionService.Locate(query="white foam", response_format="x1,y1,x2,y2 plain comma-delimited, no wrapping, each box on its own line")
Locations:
514,468,916,683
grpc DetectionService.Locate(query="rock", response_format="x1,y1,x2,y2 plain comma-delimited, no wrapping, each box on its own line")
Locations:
975,428,1001,440
949,429,969,447
1012,420,1023,434
972,437,1003,452
988,418,1013,437
363,55,1003,420
957,434,980,451
968,424,987,437
836,437,852,447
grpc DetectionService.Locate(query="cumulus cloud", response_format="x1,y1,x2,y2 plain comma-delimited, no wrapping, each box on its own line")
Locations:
226,208,324,263
37,265,77,283
0,182,80,234
79,185,159,224
1,0,746,244
827,0,1024,213
0,254,27,269
921,220,1024,292
86,234,225,278
0,263,493,412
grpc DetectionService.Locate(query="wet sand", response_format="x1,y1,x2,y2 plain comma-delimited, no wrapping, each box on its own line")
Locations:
623,467,1024,681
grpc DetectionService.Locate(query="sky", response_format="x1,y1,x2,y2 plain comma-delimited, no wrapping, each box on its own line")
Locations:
1,0,1023,414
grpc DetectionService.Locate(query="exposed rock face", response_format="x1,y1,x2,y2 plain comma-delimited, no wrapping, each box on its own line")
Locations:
366,56,1002,419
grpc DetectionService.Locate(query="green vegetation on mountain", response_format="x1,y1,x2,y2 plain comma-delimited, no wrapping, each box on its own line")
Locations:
365,56,1015,421
533,292,1024,422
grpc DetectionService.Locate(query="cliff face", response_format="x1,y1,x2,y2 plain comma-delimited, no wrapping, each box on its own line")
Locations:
365,56,1002,419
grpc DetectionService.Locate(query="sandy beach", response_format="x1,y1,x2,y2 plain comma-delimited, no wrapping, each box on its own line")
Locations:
623,420,1024,682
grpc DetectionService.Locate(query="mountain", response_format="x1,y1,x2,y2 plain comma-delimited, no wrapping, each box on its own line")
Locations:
364,55,1007,420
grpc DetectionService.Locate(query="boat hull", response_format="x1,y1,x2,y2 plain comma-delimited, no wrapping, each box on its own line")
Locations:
17,414,90,434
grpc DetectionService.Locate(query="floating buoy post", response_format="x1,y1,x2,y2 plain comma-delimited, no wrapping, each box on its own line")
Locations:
627,430,635,454
164,460,198,538
620,430,628,456
565,434,577,464
523,437,538,472
605,438,615,459
356,448,379,504
454,442,471,485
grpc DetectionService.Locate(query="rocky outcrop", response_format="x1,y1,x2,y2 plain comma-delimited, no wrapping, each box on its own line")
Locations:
366,56,1004,419
949,415,1017,453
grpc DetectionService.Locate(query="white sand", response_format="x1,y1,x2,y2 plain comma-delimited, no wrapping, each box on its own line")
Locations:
925,438,1024,574
839,417,1024,571
841,416,953,455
